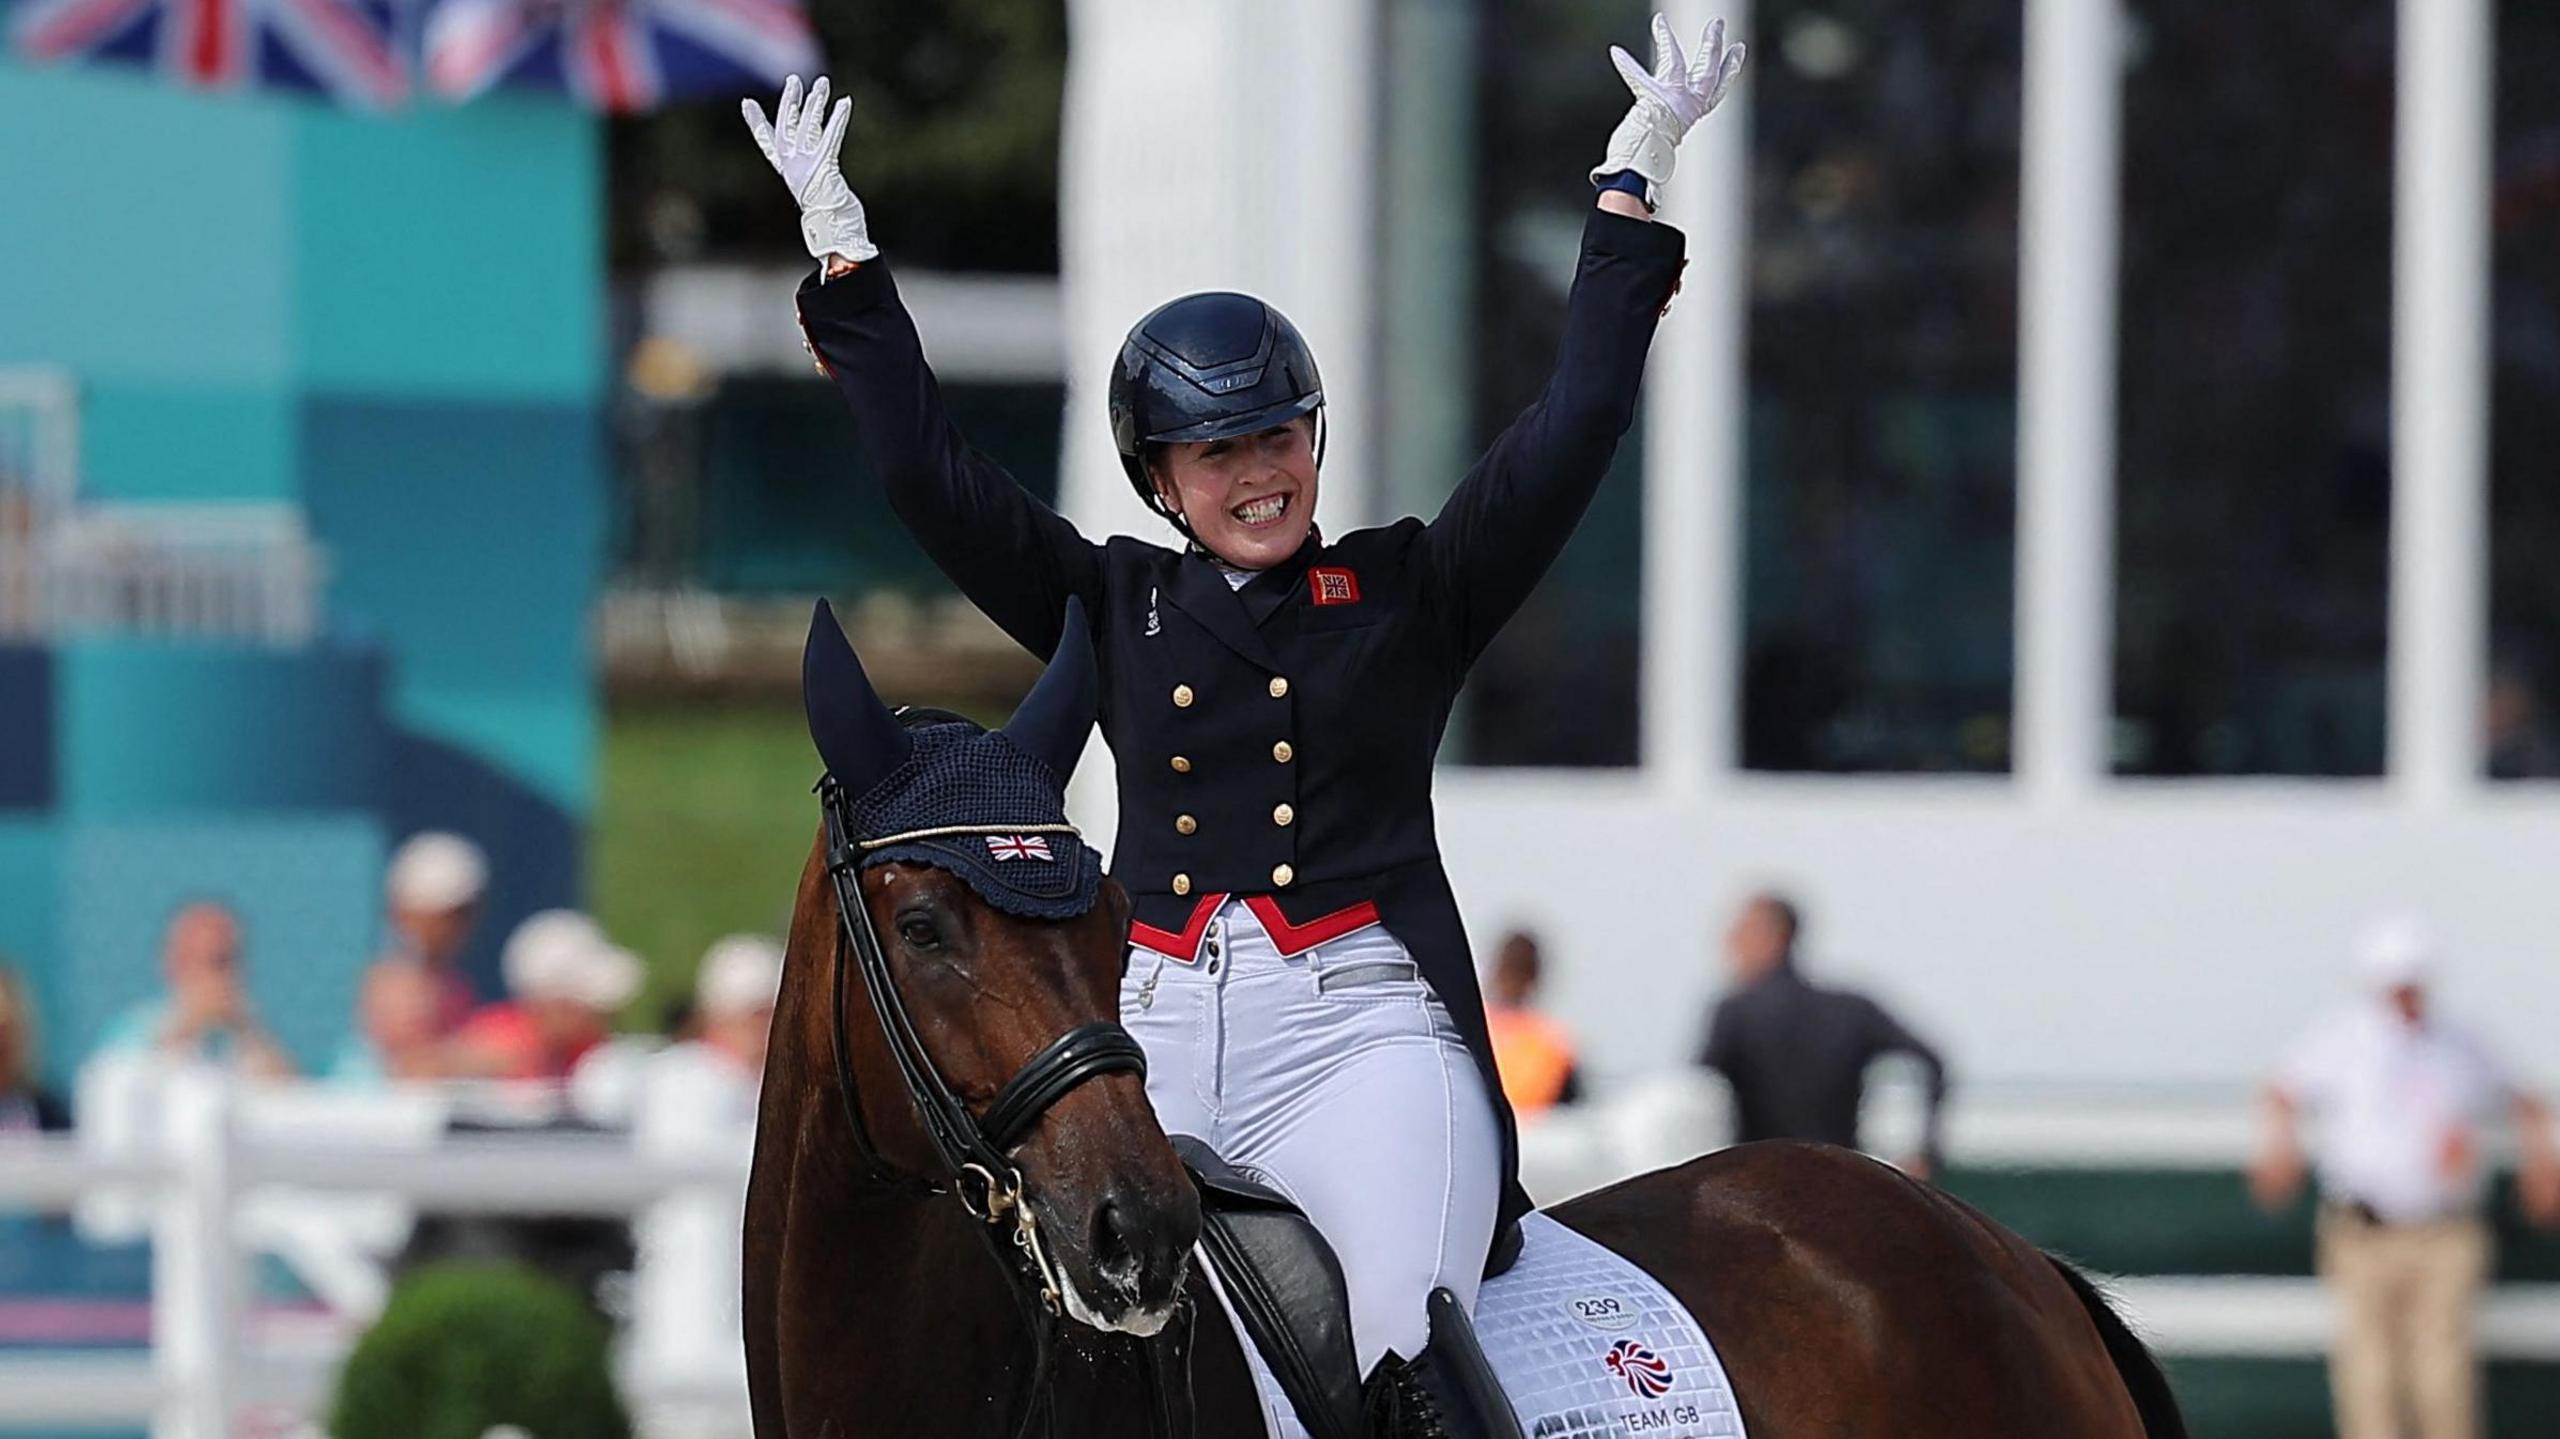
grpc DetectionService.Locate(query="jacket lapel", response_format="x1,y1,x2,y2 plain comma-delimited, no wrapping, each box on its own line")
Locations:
1161,554,1283,669
1237,534,1320,629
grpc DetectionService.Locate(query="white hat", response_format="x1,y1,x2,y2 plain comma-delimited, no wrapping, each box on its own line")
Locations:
2357,913,2436,990
573,942,646,1013
387,832,488,912
502,910,642,1011
695,934,784,1018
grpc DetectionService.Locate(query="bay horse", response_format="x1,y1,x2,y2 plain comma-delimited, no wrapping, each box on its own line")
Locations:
744,600,2187,1438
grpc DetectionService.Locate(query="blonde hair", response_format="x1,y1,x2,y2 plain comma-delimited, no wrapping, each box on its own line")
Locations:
0,966,36,1094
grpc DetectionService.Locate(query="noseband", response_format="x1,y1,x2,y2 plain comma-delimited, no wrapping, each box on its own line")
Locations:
817,778,1149,1308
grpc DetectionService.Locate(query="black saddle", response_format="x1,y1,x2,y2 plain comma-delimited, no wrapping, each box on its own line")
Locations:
1176,1136,1370,1439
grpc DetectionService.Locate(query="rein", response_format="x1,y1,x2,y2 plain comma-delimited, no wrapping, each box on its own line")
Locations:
815,779,1152,1437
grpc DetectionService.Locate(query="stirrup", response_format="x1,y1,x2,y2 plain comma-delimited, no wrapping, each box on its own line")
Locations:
1362,1290,1525,1439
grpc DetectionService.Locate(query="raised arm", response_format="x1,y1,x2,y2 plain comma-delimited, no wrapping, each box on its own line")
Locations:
746,78,1100,659
1418,17,1742,665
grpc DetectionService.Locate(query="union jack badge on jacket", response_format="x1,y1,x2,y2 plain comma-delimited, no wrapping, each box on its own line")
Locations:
9,0,410,109
425,0,818,114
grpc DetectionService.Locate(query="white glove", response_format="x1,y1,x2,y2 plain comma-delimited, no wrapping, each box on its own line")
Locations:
742,74,879,264
1591,14,1747,206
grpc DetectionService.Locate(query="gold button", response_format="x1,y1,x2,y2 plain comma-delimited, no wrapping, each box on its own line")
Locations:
1271,864,1295,887
1173,684,1195,708
1268,676,1290,699
1272,740,1294,764
1272,804,1294,827
1173,873,1193,896
1170,755,1192,774
1176,814,1198,836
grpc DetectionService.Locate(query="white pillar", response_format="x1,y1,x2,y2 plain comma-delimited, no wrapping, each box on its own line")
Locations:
2388,0,2493,804
1057,0,1384,840
154,1071,239,1439
2014,0,2124,802
1645,0,1752,790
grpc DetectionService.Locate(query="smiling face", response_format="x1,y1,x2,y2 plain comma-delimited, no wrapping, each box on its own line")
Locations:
854,861,1197,1335
1150,414,1319,569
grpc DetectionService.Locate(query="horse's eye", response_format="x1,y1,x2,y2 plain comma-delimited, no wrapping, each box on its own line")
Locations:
897,916,940,950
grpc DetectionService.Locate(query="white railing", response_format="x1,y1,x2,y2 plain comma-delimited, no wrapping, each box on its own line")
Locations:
0,367,328,647
5,1072,2557,1438
1,1066,752,1439
30,503,327,648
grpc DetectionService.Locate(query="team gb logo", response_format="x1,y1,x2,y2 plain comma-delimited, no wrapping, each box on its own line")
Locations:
1603,1338,1675,1398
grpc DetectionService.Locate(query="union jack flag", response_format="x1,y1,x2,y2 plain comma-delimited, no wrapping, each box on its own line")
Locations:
1603,1339,1675,1398
423,0,818,114
7,0,410,109
985,834,1055,864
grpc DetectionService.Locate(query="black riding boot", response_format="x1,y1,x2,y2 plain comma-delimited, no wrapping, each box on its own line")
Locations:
1361,1289,1526,1439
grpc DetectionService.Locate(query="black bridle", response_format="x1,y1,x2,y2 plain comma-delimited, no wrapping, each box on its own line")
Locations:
815,778,1156,1434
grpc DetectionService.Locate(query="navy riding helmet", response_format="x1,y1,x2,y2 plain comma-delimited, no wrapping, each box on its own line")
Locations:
1107,292,1326,534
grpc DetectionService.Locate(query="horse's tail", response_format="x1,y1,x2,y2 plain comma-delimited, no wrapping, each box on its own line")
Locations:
2045,1256,2190,1439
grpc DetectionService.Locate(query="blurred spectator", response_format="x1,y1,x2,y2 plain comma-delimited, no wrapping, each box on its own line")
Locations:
1482,931,1582,1115
1694,892,1948,1177
382,831,490,1034
628,934,782,1387
2250,916,2560,1439
0,963,68,1134
616,934,784,1148
95,902,295,1079
452,912,641,1082
330,961,455,1086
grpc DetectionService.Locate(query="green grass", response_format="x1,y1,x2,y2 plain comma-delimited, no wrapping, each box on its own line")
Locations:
590,699,822,1028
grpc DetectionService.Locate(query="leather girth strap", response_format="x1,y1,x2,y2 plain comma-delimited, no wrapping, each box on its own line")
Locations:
1173,1136,1367,1439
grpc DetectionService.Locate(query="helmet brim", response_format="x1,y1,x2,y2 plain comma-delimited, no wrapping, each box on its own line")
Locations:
1138,392,1324,449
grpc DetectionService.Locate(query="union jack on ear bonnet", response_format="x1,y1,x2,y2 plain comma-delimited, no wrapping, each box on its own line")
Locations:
802,597,1104,920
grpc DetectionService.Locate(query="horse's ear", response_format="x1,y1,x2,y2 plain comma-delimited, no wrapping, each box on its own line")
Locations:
803,598,912,797
1001,597,1099,783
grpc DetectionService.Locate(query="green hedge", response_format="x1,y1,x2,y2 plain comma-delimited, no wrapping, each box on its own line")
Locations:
331,1261,630,1439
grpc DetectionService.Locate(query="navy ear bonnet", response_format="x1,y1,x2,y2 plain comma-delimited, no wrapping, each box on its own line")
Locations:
848,722,1103,920
804,596,1105,921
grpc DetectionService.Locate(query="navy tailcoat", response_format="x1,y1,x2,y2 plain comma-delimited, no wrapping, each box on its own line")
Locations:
797,206,1687,1269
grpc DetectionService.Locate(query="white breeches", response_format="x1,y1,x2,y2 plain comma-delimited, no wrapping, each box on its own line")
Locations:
1119,900,1502,1373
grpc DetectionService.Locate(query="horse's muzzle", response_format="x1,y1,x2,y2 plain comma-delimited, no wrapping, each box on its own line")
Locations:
1056,1175,1199,1335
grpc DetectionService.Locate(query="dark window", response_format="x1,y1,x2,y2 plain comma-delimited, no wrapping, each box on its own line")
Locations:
614,378,1065,598
2488,0,2560,780
2111,2,2396,775
1450,0,1651,766
609,0,1068,270
1739,1,2022,773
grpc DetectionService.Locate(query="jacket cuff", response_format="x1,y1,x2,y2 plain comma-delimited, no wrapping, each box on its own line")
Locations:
1583,205,1687,263
795,257,898,318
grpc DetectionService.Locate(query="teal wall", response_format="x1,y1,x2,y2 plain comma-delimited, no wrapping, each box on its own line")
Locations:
0,58,606,1082
0,61,599,492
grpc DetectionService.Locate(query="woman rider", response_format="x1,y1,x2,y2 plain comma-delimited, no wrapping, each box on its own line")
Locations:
747,16,1742,1433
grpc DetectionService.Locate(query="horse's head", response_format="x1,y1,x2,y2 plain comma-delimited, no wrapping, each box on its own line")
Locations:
792,598,1198,1336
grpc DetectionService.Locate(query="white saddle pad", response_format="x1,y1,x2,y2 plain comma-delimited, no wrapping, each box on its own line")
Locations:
1224,1211,1747,1439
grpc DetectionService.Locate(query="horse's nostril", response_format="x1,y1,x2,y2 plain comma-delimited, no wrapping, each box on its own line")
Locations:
1092,1196,1139,1273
